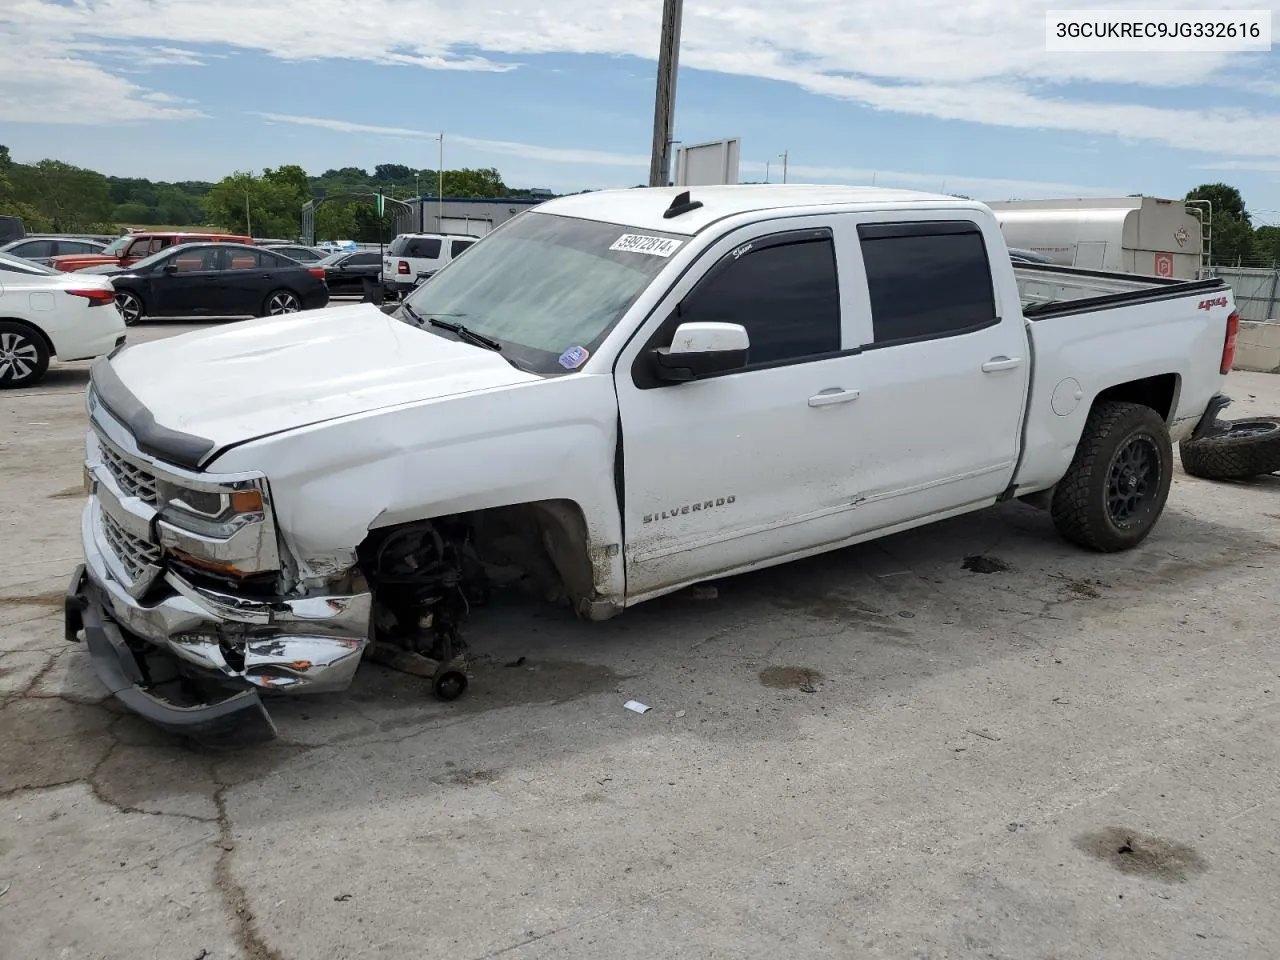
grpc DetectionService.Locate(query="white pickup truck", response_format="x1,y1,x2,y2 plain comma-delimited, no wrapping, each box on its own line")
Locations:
65,185,1240,741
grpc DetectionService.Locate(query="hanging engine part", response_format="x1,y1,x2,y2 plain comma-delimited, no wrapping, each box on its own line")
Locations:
359,519,488,690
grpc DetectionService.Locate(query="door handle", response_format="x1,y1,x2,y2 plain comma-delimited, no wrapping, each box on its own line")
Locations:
981,357,1024,373
808,388,860,407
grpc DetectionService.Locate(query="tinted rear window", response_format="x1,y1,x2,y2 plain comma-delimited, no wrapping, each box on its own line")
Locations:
858,221,996,345
390,236,442,258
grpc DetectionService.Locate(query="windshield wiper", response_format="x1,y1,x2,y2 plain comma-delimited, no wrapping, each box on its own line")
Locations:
401,303,502,352
428,317,502,352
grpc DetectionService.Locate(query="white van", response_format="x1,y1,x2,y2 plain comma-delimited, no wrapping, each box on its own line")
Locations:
382,233,479,297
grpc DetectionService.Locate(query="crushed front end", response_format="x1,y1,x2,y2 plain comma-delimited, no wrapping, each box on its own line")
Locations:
65,383,371,744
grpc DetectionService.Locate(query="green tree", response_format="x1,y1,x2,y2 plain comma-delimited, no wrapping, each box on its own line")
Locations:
1253,225,1280,264
154,185,205,225
0,145,50,229
1186,182,1253,264
204,169,304,238
314,199,358,241
375,163,413,181
112,202,153,224
264,164,310,204
436,167,506,197
10,159,114,231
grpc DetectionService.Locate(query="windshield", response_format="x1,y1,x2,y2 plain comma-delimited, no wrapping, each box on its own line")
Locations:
101,236,131,256
398,212,684,374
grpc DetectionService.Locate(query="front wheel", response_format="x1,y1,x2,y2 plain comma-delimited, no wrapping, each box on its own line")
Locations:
1051,401,1173,552
0,322,51,389
262,290,301,316
114,290,144,326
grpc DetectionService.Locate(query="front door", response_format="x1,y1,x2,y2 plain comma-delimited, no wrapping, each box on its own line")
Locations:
148,245,224,316
615,222,864,600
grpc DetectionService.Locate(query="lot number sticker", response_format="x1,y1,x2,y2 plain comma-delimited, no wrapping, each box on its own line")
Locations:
609,234,683,257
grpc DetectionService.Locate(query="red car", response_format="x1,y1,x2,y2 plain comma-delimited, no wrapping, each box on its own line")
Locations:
50,231,254,273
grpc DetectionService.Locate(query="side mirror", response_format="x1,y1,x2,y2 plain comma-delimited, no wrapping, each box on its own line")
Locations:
162,263,179,275
652,321,749,382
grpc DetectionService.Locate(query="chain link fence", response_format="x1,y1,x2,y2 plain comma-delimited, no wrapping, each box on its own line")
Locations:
1208,266,1280,322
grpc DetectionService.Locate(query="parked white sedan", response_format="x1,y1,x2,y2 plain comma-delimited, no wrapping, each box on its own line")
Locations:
0,252,125,388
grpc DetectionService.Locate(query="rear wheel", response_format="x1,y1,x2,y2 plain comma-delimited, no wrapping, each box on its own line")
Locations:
0,322,50,389
262,290,301,316
1051,401,1173,552
114,290,144,326
1178,418,1280,480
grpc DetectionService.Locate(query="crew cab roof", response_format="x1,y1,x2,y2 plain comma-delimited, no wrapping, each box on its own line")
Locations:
536,184,965,235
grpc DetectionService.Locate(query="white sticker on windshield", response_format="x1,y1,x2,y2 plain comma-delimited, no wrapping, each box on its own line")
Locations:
609,234,683,258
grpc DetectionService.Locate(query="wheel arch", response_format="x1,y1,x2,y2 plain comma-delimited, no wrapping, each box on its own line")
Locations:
1091,372,1180,423
0,316,54,357
360,497,617,621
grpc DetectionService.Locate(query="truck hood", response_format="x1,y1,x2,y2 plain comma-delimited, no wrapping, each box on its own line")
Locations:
99,303,542,467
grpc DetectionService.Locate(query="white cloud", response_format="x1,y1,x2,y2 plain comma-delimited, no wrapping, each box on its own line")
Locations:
1195,160,1280,173
0,43,203,123
258,113,650,166
1,0,1278,159
739,160,1120,199
260,111,1117,198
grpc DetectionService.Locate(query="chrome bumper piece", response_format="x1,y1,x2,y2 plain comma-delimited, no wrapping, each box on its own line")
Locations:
81,499,371,695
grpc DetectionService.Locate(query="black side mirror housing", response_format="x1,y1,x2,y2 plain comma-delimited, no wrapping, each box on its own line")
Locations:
650,321,751,383
652,345,748,382
162,263,179,275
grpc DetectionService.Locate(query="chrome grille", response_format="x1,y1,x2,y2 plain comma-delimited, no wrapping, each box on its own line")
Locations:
98,433,159,505
100,508,162,584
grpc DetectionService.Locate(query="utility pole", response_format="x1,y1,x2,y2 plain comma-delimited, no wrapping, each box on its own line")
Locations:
765,160,771,183
648,0,683,187
244,187,252,237
437,133,445,232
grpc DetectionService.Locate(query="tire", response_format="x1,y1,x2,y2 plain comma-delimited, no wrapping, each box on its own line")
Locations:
1178,418,1280,480
114,290,144,326
0,321,51,389
1051,401,1173,552
262,289,301,317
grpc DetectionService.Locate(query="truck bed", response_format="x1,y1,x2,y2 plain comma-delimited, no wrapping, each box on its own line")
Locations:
1014,263,1228,319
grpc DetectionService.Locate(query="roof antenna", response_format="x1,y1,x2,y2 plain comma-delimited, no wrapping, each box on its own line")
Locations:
663,190,704,219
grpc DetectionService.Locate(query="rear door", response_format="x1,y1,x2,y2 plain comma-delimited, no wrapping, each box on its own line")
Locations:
219,248,279,315
838,218,1029,531
406,237,443,281
448,238,476,264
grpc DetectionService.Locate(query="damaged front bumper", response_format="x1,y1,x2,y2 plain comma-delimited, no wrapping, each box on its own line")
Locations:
69,500,372,742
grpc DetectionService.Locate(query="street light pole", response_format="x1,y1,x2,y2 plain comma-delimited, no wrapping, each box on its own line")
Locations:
648,0,684,187
779,150,789,184
765,160,771,184
437,133,444,232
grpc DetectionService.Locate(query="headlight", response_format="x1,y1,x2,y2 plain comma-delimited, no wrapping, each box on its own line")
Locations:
160,480,266,538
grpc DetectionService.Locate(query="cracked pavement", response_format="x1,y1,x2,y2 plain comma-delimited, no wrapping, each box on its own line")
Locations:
2,323,1279,959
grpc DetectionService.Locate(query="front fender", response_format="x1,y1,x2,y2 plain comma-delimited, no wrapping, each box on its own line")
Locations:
209,374,625,600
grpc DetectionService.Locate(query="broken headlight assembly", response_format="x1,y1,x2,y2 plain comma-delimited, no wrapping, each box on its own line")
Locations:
156,476,280,580
161,483,266,538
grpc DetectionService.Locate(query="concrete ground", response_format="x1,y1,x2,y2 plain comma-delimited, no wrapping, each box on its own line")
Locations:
2,321,1278,960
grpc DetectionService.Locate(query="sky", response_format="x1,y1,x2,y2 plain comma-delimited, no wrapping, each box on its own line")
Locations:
2,1,1280,219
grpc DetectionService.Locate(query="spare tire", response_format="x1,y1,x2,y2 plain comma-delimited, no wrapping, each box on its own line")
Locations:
1178,417,1280,480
